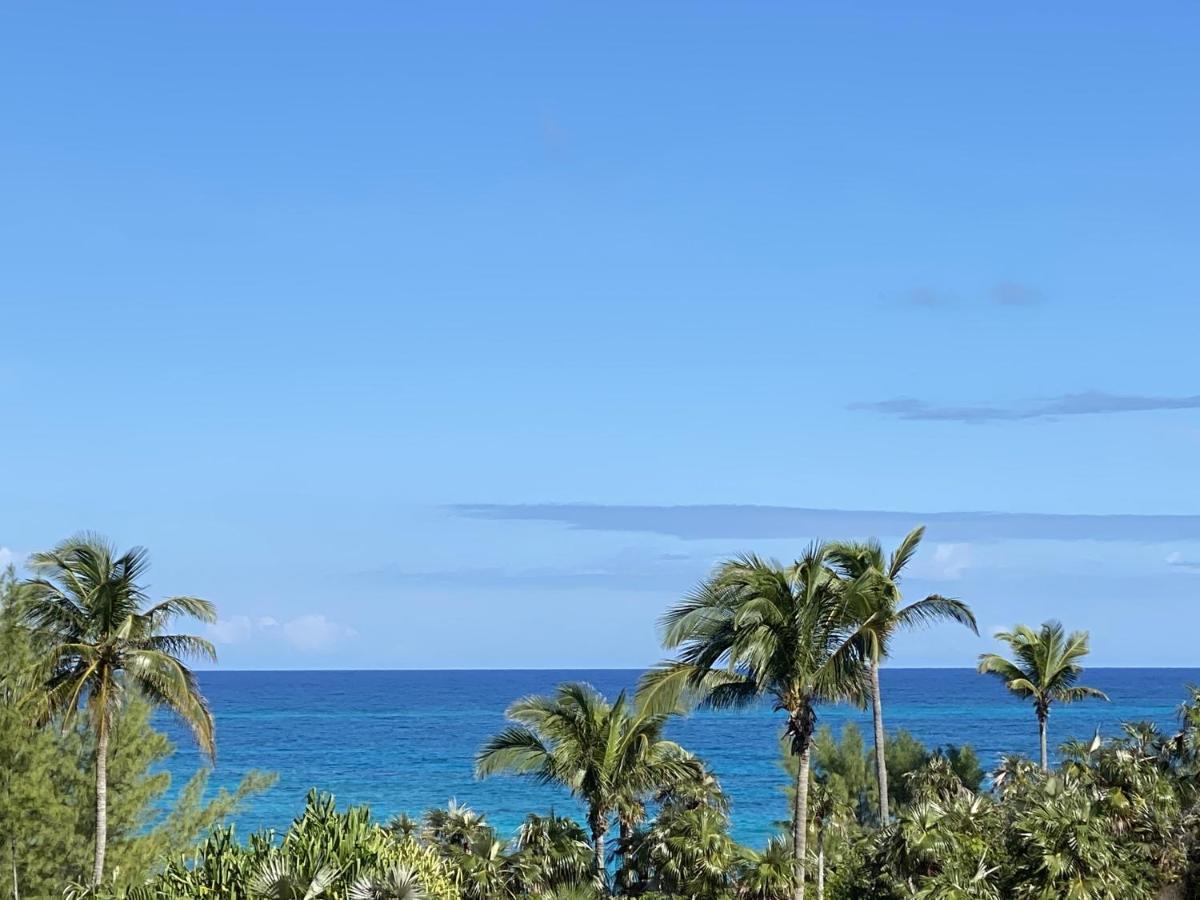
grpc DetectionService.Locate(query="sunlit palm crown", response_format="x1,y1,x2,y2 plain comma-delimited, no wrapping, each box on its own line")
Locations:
21,532,218,756
826,526,978,663
475,682,700,827
640,544,871,724
977,621,1108,715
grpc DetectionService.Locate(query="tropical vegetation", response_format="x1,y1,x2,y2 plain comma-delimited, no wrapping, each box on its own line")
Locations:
20,534,223,885
978,621,1109,771
827,526,978,822
4,529,1200,900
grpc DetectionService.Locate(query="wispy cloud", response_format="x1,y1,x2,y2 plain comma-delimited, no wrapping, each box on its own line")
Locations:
850,391,1200,423
1166,551,1200,573
0,547,14,568
898,287,957,308
282,614,358,652
358,549,704,592
451,503,1200,543
208,615,279,644
991,280,1044,306
926,543,972,580
208,613,357,652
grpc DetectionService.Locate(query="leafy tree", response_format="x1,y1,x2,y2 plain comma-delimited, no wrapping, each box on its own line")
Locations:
736,837,793,900
809,725,873,823
829,527,977,822
20,534,219,884
621,803,738,899
798,724,984,825
508,813,593,896
0,564,270,897
475,683,695,890
641,546,870,900
978,622,1107,770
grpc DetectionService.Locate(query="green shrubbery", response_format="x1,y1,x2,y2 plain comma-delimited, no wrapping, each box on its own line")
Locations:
73,791,460,900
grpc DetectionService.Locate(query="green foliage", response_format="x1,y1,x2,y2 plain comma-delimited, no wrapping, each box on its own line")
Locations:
621,804,739,899
20,534,225,884
475,682,702,887
979,621,1108,770
0,566,271,897
9,524,1200,900
810,724,874,821
793,724,986,826
90,792,460,900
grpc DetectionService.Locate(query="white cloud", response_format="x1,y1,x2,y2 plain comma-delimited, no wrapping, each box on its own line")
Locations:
282,614,357,652
208,615,256,644
922,543,972,580
207,615,280,644
0,547,13,567
207,613,354,652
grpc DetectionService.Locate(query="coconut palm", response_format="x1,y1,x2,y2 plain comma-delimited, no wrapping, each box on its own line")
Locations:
20,534,216,885
639,545,870,900
828,526,978,822
475,682,695,891
978,621,1107,771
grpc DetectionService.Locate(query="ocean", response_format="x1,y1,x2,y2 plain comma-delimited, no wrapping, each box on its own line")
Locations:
157,668,1200,848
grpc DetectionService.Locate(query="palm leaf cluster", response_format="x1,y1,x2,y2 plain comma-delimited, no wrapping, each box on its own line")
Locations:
475,682,711,890
979,621,1108,770
19,534,218,886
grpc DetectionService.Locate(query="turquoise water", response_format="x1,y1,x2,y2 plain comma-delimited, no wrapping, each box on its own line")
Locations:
158,669,1200,848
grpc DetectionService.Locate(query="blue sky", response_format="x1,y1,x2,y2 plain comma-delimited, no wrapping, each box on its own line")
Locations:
2,3,1198,668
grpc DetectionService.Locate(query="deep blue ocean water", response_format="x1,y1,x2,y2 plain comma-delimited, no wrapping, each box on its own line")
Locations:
157,669,1200,848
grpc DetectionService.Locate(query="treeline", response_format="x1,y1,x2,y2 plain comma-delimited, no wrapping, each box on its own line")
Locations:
3,531,1199,899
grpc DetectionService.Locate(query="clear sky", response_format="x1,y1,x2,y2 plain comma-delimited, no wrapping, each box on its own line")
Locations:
2,3,1197,669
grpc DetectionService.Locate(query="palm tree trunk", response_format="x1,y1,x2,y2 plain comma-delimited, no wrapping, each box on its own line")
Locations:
870,662,889,823
591,817,608,893
617,820,632,895
816,824,825,900
792,742,811,900
1038,709,1049,772
92,719,109,886
10,834,19,900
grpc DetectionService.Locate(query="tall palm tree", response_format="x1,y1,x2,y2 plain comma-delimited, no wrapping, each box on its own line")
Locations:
978,621,1107,771
20,534,217,885
639,545,869,900
828,526,978,822
475,682,695,891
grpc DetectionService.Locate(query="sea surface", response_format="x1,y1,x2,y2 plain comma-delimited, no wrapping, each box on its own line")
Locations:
157,669,1200,848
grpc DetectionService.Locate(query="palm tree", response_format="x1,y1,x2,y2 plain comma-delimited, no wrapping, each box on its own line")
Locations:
978,621,1108,771
20,534,217,885
639,545,869,900
828,526,976,823
250,856,337,899
621,803,737,899
509,812,593,896
735,836,793,900
348,865,426,900
475,682,695,891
